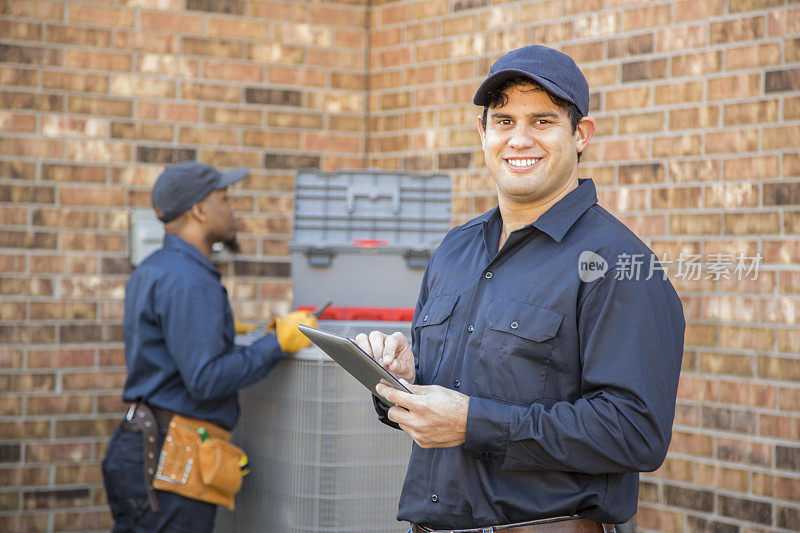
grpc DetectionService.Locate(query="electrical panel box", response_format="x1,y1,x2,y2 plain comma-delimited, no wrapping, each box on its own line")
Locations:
129,209,164,266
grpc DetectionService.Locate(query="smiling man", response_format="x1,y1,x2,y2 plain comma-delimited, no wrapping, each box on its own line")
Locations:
356,46,686,533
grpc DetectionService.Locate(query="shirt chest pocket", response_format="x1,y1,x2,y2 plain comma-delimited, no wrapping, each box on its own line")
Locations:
414,293,459,384
476,298,564,405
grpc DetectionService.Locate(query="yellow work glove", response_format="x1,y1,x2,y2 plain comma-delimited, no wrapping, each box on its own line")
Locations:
234,319,257,335
273,311,318,353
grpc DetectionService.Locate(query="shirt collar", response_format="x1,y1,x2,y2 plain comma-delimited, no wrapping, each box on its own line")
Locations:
532,178,598,242
471,178,599,243
163,234,221,278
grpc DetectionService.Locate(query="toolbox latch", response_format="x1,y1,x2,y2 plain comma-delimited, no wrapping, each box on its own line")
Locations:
305,247,335,267
346,182,401,214
404,249,431,269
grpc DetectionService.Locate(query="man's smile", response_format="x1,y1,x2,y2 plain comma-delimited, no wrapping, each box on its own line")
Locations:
504,157,542,170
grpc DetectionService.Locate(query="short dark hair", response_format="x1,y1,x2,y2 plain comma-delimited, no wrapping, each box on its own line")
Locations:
480,76,583,134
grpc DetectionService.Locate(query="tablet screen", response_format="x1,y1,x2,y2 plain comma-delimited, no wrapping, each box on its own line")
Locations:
298,324,411,406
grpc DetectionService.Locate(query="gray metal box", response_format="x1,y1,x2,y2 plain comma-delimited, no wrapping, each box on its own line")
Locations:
217,321,413,533
291,170,451,310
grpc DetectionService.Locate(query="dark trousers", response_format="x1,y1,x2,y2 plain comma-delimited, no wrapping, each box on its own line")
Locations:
102,425,217,533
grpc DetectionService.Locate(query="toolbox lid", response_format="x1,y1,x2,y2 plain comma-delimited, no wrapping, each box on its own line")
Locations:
292,170,451,248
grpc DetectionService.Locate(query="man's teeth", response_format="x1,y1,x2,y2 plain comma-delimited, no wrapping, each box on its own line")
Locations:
508,158,539,167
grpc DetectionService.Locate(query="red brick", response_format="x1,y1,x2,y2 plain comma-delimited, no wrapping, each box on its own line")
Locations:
0,138,61,159
708,74,761,100
140,11,203,33
68,4,133,26
723,155,779,181
725,212,780,235
208,17,269,40
655,81,703,105
623,4,670,30
273,22,333,47
668,160,719,182
205,60,262,82
717,436,772,466
677,376,718,402
0,253,26,272
769,7,800,36
711,16,765,44
204,107,262,126
672,51,722,77
668,106,719,130
602,138,648,161
68,96,132,118
719,380,776,408
60,187,125,208
30,255,97,275
114,31,178,54
706,129,759,154
27,395,93,416
654,134,703,158
760,355,800,381
0,66,39,87
247,0,305,21
64,50,132,72
62,372,126,392
726,42,782,70
619,112,664,134
669,430,714,457
674,0,725,22
41,117,108,139
268,65,325,87
764,125,800,150
309,4,366,26
656,25,708,52
0,112,35,133
694,463,750,492
724,100,779,125
700,352,754,376
3,0,62,18
0,20,41,41
137,102,199,122
110,75,174,98
653,187,703,209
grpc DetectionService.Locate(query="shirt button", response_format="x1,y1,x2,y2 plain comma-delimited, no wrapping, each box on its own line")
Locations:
467,325,474,332
423,314,428,322
431,494,438,503
454,379,461,388
485,271,493,279
510,321,519,329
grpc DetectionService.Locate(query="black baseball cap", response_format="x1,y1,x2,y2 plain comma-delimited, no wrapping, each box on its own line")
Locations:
473,45,589,117
151,161,248,222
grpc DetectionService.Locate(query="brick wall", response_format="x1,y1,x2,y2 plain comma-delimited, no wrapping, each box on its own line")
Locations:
1,0,798,532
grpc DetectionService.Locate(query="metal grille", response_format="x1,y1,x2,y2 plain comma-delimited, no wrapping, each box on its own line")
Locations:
216,321,413,532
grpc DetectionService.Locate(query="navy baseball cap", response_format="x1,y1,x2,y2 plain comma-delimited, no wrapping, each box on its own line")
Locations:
151,161,248,222
473,45,590,116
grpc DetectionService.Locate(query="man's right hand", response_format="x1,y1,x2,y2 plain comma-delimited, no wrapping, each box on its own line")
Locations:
354,331,415,384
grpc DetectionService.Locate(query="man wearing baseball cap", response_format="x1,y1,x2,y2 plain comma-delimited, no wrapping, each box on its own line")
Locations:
357,46,685,533
102,161,317,532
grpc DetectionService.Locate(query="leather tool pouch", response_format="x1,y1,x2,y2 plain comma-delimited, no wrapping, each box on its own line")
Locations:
152,414,243,510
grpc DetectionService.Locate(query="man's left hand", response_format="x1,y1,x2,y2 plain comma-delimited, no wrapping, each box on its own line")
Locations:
375,381,469,448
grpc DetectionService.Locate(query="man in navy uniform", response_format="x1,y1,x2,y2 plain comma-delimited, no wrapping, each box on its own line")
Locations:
356,45,685,533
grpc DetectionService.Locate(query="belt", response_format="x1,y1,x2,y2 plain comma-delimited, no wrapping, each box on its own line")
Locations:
121,402,175,513
411,517,615,533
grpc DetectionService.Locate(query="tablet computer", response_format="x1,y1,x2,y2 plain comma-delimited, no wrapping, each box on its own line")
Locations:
297,324,411,406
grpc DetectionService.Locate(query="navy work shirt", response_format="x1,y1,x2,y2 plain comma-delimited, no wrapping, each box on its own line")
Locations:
377,179,685,529
122,234,285,430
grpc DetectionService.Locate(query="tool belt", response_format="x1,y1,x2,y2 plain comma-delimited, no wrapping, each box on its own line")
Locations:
411,516,615,533
126,402,245,511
